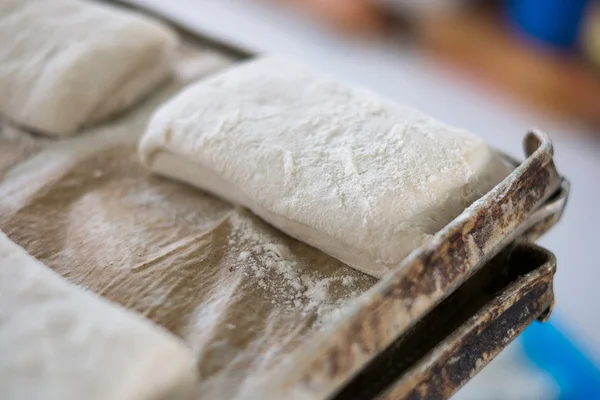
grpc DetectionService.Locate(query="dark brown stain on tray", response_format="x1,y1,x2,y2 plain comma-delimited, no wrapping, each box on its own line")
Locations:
334,244,555,400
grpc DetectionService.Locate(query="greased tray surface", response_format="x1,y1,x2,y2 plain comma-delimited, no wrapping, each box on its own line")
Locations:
0,3,568,399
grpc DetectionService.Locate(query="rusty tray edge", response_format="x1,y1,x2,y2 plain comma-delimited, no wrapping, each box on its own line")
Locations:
379,243,556,399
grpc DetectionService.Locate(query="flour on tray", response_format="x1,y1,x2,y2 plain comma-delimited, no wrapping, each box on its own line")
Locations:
227,210,364,327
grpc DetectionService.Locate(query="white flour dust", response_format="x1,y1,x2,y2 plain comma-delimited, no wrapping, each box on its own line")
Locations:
227,211,362,327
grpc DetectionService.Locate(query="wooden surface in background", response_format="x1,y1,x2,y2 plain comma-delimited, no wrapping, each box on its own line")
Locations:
267,0,600,132
417,5,600,131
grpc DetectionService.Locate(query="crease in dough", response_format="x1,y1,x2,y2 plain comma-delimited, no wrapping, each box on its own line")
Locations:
139,55,511,278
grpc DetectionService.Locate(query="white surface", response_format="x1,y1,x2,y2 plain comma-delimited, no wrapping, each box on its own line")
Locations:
128,0,600,362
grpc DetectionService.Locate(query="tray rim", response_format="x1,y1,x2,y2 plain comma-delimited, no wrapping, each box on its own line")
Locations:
378,242,557,399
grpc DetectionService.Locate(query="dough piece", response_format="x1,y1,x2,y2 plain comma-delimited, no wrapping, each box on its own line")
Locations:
0,0,178,136
139,56,511,278
0,231,197,400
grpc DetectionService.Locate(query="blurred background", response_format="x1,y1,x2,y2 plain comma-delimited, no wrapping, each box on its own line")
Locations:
128,0,600,397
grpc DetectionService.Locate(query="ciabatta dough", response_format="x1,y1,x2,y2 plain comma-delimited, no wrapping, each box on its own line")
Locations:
139,56,510,278
0,0,178,136
0,231,197,400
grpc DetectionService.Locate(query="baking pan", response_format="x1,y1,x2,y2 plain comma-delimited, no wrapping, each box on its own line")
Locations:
338,242,557,399
5,1,570,398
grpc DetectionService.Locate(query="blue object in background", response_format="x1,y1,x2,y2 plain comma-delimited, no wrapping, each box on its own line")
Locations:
506,0,593,49
523,319,600,399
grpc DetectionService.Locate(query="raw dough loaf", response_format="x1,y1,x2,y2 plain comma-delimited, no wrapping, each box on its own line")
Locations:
0,0,178,136
0,231,197,400
139,56,511,278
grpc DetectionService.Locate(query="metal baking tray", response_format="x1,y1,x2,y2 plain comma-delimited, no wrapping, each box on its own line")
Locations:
41,2,573,398
350,242,558,399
